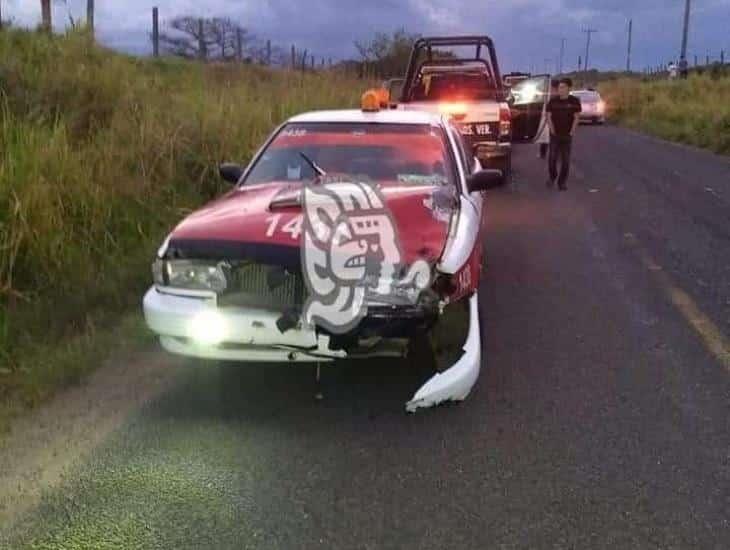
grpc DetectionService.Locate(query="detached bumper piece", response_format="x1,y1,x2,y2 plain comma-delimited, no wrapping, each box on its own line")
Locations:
406,293,481,412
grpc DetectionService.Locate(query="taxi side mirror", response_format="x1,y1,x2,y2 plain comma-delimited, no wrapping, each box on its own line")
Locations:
467,169,503,192
219,163,244,184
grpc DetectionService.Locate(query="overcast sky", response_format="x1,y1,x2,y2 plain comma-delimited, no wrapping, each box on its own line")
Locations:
4,1,729,72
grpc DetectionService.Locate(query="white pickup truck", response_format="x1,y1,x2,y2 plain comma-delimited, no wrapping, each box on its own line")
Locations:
386,36,513,182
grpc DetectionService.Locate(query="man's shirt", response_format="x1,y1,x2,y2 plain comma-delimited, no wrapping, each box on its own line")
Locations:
547,96,582,138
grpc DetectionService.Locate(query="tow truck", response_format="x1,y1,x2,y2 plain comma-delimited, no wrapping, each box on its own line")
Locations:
383,36,513,182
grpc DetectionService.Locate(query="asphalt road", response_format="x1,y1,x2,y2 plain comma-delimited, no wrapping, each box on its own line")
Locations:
3,126,730,549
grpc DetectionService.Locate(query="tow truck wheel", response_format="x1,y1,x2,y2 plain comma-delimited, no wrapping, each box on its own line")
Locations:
501,156,512,186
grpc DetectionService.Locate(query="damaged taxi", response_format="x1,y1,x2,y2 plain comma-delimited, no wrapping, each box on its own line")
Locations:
143,91,503,411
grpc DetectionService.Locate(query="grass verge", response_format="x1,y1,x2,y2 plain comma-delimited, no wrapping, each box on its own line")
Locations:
0,28,363,429
599,73,730,155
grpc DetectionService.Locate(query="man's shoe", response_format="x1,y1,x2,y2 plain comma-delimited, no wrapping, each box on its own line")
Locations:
558,184,568,191
546,179,555,188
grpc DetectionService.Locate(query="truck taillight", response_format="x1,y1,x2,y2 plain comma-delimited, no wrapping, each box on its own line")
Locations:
499,105,511,136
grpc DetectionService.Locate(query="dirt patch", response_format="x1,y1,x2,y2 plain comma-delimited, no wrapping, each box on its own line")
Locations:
0,350,182,528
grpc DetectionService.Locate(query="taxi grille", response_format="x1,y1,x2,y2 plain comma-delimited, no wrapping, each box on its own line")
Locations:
218,262,306,310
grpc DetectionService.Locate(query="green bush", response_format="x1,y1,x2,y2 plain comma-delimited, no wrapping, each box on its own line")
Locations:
0,28,363,419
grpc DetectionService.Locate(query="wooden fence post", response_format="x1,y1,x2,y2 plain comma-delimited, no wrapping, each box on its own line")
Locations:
152,7,159,57
41,0,52,32
198,18,206,61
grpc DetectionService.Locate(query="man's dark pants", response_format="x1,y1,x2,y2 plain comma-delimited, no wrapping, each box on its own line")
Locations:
548,135,572,188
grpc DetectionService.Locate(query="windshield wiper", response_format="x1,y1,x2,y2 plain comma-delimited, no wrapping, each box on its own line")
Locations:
299,152,327,177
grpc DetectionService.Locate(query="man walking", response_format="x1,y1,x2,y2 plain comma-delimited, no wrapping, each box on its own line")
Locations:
546,78,581,191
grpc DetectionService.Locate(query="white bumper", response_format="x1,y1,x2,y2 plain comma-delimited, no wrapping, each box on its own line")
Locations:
406,293,482,412
143,287,482,412
143,287,343,362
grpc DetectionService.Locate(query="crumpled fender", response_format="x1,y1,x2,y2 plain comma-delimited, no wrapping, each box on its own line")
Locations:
405,292,481,412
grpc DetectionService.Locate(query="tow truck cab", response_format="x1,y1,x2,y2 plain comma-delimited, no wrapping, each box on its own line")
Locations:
388,36,512,180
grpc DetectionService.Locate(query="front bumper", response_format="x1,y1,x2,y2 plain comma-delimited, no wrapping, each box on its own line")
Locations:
143,287,344,362
144,287,482,412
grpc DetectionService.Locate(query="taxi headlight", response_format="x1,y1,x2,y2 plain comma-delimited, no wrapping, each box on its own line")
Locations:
152,259,227,292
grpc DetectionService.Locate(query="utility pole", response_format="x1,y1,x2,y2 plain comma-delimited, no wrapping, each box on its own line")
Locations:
152,7,159,57
626,19,633,72
582,28,597,74
87,0,94,37
236,28,243,61
578,55,582,73
678,0,691,77
680,0,691,65
0,0,3,31
266,40,271,65
291,45,296,69
558,38,566,75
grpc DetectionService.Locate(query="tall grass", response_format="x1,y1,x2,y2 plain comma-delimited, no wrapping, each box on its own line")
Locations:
599,74,730,155
0,29,363,420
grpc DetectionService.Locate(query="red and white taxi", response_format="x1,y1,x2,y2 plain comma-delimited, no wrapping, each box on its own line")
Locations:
143,92,503,411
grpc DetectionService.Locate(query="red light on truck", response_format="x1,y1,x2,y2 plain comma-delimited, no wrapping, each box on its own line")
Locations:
499,104,511,136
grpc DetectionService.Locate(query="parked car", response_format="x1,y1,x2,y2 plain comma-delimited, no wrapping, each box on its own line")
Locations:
571,89,606,124
143,92,503,412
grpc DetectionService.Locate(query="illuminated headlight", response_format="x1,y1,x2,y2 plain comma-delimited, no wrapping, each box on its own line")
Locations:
188,310,228,346
597,101,606,113
152,259,227,292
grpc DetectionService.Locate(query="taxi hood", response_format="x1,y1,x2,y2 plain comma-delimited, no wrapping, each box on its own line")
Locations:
164,181,458,268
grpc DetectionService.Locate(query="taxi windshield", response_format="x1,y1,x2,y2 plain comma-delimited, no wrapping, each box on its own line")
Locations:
243,122,455,187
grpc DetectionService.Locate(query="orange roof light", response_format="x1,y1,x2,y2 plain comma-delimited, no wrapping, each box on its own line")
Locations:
361,90,381,112
361,88,389,112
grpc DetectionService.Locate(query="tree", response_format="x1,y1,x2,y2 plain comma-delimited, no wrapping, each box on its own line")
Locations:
158,16,214,59
354,28,420,78
158,16,250,61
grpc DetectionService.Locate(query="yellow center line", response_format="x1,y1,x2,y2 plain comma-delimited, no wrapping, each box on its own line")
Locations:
628,236,730,373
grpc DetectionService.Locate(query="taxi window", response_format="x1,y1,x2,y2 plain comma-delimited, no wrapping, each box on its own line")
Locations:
244,123,456,188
